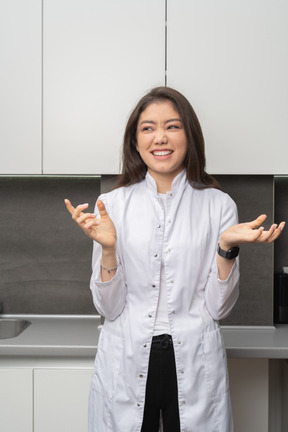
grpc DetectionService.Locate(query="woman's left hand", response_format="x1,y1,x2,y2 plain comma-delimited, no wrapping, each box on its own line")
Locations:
219,214,285,251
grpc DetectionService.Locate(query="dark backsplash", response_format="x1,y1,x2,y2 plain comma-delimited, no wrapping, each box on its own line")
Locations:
0,176,100,315
274,177,288,274
215,175,274,326
0,175,287,325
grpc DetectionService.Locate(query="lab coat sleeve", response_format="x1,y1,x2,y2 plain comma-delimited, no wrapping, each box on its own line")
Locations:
205,194,240,321
89,195,127,321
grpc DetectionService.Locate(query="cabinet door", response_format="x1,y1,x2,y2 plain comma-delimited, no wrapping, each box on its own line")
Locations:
43,0,165,175
228,359,269,432
34,369,93,432
167,0,288,174
0,0,42,174
0,368,33,432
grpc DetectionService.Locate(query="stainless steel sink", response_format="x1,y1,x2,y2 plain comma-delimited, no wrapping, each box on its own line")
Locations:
0,319,31,339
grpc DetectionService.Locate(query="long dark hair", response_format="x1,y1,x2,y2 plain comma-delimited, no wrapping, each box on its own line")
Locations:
115,87,220,190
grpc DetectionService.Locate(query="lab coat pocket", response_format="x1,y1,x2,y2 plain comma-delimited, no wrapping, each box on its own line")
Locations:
201,327,229,397
91,328,123,400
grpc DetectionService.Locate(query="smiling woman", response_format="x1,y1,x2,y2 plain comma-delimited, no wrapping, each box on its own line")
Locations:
65,86,284,432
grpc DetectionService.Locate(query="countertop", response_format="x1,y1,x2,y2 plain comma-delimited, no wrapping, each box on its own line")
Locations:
0,315,288,362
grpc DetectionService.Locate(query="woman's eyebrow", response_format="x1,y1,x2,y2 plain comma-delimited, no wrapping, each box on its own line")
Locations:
165,118,182,124
139,118,182,126
138,120,155,126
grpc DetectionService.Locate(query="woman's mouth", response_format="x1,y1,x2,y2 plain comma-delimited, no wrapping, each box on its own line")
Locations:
152,150,173,156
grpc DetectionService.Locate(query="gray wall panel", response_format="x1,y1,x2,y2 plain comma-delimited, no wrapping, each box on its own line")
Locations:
215,176,274,326
0,175,280,326
0,176,100,314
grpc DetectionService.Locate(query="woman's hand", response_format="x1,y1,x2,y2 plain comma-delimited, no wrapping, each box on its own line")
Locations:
219,214,285,251
64,199,117,250
217,214,285,281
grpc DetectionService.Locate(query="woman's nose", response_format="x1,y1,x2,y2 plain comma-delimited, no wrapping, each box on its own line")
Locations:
154,129,167,144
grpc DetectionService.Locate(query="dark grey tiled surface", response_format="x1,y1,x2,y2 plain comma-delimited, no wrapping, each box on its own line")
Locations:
215,176,274,326
274,177,288,274
1,174,284,326
0,176,100,314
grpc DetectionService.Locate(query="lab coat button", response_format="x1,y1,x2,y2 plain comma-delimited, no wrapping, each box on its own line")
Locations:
170,280,174,284
152,284,156,288
148,314,152,318
143,344,147,348
157,224,161,228
139,374,143,378
137,403,141,407
153,253,158,257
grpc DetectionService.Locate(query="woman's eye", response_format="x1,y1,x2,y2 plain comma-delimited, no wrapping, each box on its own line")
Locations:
168,124,179,129
142,126,153,131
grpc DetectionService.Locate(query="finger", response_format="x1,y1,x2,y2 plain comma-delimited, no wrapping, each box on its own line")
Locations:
77,212,96,225
64,199,75,215
266,222,286,243
257,224,278,242
250,214,267,230
97,200,109,218
249,226,265,242
71,203,89,220
83,218,99,229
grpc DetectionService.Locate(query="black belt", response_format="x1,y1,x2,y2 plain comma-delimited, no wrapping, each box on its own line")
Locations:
152,334,172,350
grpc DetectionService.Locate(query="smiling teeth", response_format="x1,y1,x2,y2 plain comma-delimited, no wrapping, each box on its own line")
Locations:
153,151,172,156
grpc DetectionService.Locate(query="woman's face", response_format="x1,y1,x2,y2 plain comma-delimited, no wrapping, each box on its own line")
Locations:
136,101,188,190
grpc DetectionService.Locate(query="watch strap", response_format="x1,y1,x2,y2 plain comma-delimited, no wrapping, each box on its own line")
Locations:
217,244,240,260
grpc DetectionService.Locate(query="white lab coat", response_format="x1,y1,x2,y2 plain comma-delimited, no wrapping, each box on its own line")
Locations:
88,170,240,432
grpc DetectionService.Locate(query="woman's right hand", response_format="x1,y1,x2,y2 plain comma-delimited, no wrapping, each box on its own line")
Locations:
64,199,117,250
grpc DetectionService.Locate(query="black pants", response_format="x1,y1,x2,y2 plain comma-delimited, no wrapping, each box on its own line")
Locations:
141,334,181,432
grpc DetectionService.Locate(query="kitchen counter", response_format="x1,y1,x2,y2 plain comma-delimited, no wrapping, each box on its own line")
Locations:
0,315,101,366
0,315,288,363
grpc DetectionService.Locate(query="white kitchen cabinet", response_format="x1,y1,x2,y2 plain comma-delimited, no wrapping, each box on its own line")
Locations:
167,0,288,174
0,359,279,432
228,358,269,432
0,0,42,174
43,0,165,175
0,368,33,432
34,368,93,432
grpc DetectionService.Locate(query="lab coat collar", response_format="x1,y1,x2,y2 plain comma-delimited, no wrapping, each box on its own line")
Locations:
145,169,188,196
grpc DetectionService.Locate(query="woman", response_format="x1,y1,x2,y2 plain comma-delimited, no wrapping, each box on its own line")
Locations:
65,87,284,432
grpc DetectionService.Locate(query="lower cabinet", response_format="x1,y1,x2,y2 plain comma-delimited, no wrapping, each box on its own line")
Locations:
0,368,33,432
34,369,93,432
0,367,92,432
1,360,287,431
228,359,269,432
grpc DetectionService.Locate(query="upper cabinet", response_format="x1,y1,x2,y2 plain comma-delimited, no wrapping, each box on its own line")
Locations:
1,1,288,175
42,0,165,175
0,0,42,174
167,0,288,174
